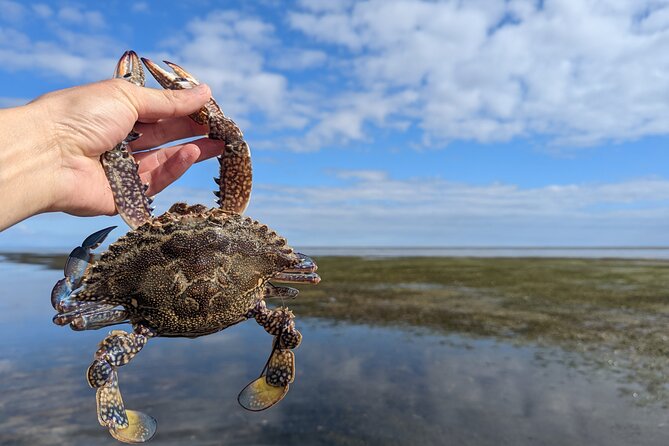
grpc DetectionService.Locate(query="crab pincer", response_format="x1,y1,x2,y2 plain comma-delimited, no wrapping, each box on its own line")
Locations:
51,226,116,314
140,57,252,214
102,50,154,230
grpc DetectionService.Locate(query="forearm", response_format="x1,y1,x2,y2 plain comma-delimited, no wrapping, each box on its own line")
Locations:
0,103,59,231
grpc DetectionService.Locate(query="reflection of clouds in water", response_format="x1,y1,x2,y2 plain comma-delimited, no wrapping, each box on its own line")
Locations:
2,262,669,445
0,359,14,374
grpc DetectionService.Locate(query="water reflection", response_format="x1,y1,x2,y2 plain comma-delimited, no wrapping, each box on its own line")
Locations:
1,260,669,445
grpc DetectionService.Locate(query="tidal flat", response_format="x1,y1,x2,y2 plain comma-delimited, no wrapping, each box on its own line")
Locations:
294,256,669,405
2,253,669,445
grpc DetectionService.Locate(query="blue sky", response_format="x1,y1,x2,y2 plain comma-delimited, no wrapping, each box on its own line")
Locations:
2,0,669,249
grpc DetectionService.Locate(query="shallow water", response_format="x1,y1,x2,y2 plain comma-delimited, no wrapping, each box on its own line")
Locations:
1,259,669,445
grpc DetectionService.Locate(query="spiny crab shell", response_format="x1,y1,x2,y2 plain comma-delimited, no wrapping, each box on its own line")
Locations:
77,203,302,338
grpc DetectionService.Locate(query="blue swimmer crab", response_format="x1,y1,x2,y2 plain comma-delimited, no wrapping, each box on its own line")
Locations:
50,51,320,443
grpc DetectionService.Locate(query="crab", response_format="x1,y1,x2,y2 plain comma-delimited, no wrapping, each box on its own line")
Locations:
50,51,320,443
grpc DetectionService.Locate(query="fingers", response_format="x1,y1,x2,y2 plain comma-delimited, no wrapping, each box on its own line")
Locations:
134,138,221,169
139,144,200,196
135,139,223,195
124,81,211,122
131,117,208,151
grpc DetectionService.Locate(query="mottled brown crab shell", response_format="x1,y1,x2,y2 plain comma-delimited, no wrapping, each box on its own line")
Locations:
76,203,300,337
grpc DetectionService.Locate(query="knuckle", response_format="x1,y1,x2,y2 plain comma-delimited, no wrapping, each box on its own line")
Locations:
106,79,141,118
161,89,182,111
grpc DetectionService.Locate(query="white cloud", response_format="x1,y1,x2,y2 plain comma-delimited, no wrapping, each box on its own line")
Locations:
3,2,669,153
0,0,24,22
269,48,327,70
287,0,669,149
4,171,669,249
248,175,669,246
154,10,314,132
0,5,117,81
132,2,149,13
31,3,52,18
297,0,356,13
0,45,115,80
57,6,105,29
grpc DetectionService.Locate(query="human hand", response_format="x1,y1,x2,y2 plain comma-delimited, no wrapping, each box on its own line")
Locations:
0,78,222,230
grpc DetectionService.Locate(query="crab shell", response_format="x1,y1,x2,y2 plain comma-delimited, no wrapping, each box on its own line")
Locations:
74,203,302,337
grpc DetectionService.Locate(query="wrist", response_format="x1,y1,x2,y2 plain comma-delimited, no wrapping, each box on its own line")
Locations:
0,102,61,230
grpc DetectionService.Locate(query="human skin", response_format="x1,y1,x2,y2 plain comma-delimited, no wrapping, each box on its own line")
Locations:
0,79,224,231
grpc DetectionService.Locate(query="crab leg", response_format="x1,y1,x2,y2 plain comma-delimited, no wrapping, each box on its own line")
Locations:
272,272,321,284
53,303,119,326
285,253,318,272
238,301,301,411
51,226,116,312
70,308,129,331
246,302,302,349
102,50,154,230
141,58,252,214
271,254,321,284
264,283,299,300
88,326,157,443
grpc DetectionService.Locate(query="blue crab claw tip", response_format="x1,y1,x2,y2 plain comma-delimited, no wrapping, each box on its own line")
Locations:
64,246,90,284
82,226,116,250
51,277,72,310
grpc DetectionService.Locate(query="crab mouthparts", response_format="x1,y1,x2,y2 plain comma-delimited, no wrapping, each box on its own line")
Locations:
274,253,321,284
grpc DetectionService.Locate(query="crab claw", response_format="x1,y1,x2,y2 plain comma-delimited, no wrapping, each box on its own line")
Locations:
141,57,252,215
238,349,294,411
97,371,157,443
141,57,210,127
140,57,195,91
264,283,299,300
273,272,320,284
51,227,116,312
51,278,73,311
82,226,117,250
283,253,318,273
114,50,145,87
273,255,321,284
163,60,200,85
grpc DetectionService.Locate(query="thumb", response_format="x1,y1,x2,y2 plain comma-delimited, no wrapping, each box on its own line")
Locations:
131,83,211,122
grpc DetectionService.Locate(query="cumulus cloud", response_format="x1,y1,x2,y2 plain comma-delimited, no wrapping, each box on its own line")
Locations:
148,10,314,133
31,3,52,18
57,6,105,28
3,2,669,151
0,0,24,22
0,4,117,81
269,48,327,70
288,0,669,148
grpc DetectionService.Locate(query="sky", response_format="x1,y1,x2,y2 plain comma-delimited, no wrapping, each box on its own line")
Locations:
2,0,669,249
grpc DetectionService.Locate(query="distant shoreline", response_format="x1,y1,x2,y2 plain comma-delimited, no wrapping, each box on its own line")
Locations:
298,247,669,259
5,247,669,262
